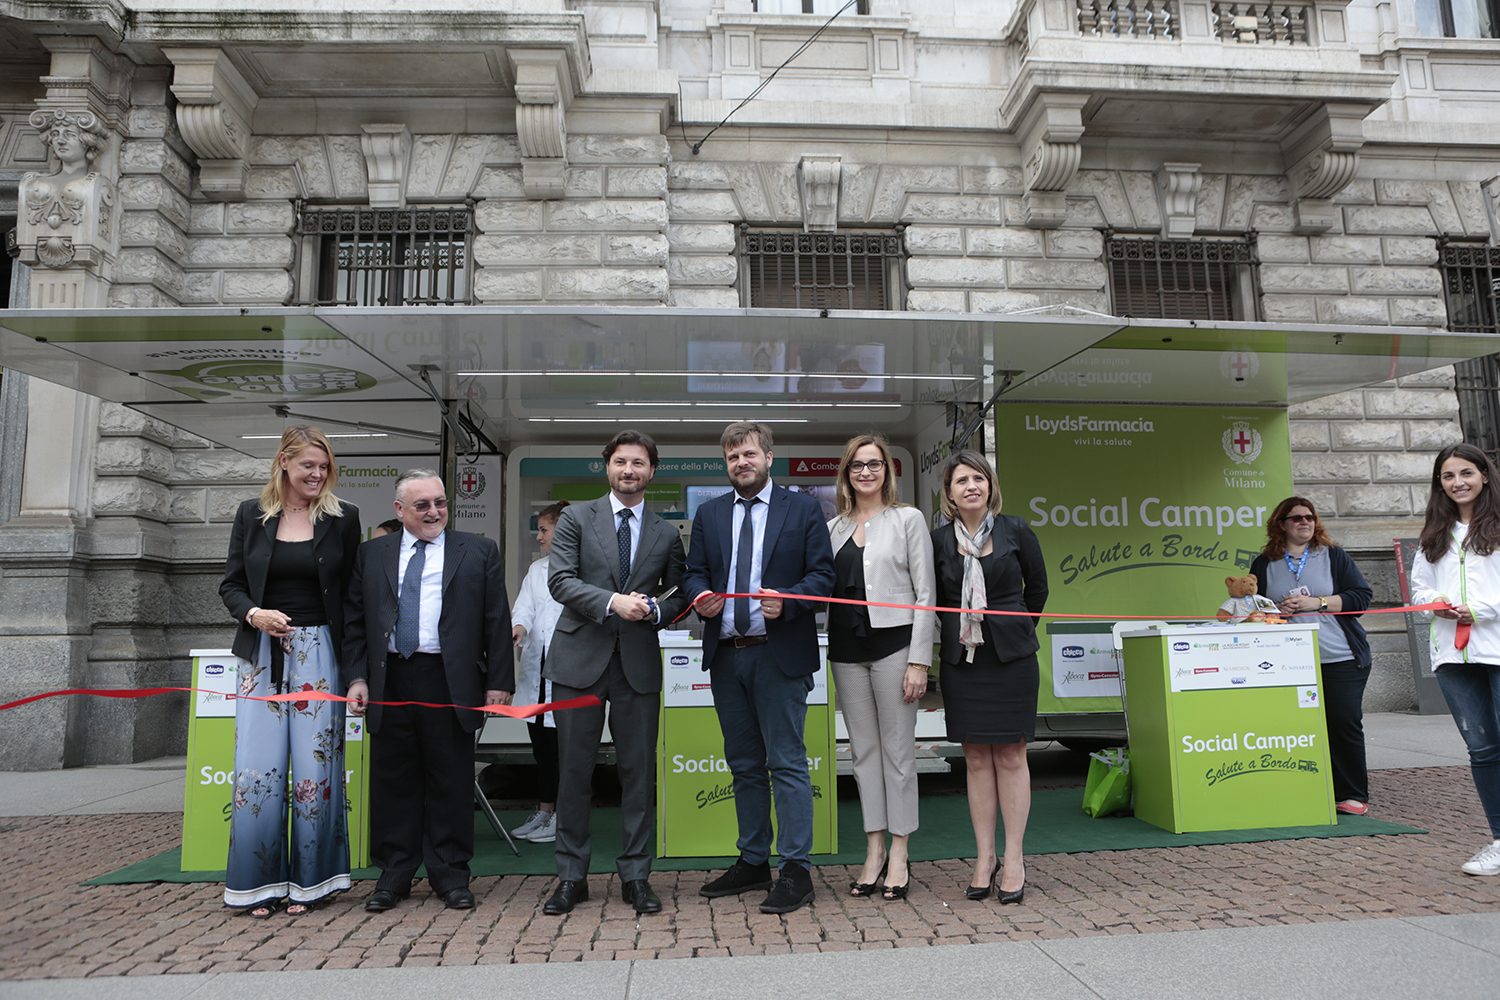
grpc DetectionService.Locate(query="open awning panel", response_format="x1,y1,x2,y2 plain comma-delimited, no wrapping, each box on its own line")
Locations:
1,307,1494,458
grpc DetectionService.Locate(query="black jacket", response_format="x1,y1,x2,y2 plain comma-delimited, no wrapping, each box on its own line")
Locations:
219,498,363,662
932,514,1048,667
1250,545,1372,668
342,529,514,734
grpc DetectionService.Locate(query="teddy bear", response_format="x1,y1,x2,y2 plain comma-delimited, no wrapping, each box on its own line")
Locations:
1217,575,1283,624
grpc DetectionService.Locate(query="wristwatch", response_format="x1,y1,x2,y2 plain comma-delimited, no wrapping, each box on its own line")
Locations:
1318,597,1329,612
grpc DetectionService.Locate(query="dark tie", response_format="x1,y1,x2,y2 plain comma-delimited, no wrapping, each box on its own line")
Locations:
734,497,757,636
617,508,633,588
395,539,428,658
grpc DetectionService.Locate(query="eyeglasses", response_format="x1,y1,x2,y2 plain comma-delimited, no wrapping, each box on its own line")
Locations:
1283,514,1315,524
848,460,885,474
402,498,448,512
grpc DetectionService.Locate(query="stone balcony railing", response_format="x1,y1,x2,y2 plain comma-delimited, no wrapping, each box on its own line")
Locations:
1074,0,1317,44
1010,0,1358,56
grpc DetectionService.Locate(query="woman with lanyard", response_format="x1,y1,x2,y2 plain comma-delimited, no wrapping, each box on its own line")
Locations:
1251,496,1374,816
1410,443,1500,877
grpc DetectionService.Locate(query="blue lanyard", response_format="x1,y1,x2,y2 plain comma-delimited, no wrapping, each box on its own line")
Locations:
1284,548,1309,582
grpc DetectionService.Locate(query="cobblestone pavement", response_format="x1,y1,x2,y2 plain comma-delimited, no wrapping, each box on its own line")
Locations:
3,766,1497,980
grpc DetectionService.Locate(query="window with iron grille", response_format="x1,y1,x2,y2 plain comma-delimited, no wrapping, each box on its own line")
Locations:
752,0,870,13
1105,234,1262,321
293,203,475,306
739,228,905,310
1443,242,1500,466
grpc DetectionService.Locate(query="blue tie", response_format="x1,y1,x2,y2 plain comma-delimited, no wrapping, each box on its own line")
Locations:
395,539,428,658
734,497,757,636
617,508,633,587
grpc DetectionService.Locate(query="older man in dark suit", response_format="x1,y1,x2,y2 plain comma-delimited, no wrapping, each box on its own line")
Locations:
344,468,512,913
685,422,835,914
542,430,687,915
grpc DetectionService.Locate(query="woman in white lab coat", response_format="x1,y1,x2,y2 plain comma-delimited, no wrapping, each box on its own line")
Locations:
509,500,570,844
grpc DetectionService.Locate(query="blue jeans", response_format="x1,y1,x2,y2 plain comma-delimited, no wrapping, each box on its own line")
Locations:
709,643,815,868
1435,662,1500,839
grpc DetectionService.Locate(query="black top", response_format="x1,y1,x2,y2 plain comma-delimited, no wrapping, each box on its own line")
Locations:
932,515,1048,667
828,536,912,663
262,539,329,627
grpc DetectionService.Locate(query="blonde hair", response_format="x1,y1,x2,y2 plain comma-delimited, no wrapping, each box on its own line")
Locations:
938,450,1003,521
258,425,344,523
834,434,901,516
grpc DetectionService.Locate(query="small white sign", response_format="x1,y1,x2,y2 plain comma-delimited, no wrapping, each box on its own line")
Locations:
661,641,829,708
1051,633,1123,699
1165,628,1319,693
1297,685,1321,709
192,650,238,719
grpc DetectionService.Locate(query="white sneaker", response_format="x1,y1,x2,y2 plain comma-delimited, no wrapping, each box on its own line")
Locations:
1461,841,1500,876
522,812,557,843
510,809,546,839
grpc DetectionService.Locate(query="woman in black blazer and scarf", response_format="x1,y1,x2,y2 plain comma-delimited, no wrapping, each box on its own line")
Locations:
932,451,1047,905
219,425,362,917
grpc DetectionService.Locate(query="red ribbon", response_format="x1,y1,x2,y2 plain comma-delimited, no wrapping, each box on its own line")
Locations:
4,595,1462,711
0,686,601,716
680,591,1455,624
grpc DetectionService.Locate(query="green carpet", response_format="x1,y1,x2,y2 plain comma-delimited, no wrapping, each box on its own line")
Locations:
85,788,1423,886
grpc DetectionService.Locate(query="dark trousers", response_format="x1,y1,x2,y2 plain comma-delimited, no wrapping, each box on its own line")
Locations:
709,643,815,868
528,721,559,803
552,651,659,881
1321,659,1370,804
370,653,474,894
1435,661,1500,839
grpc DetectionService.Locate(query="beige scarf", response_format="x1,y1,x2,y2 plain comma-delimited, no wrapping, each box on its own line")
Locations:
953,514,995,663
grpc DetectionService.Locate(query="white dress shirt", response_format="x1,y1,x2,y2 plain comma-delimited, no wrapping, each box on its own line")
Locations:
390,528,445,654
606,492,662,622
722,478,774,638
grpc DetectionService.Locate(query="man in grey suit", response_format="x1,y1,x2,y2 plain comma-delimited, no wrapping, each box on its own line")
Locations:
543,430,688,915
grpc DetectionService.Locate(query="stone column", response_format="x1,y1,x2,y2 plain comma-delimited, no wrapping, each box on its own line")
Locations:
0,36,130,768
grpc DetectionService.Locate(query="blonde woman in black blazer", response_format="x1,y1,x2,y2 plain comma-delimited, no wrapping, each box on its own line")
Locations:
826,435,936,901
218,425,361,917
931,451,1047,905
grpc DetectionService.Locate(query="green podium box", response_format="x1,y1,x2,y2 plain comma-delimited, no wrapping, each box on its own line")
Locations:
656,637,838,858
1118,624,1335,834
181,649,371,871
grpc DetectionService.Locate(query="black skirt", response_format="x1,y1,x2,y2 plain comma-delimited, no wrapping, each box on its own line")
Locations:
941,641,1039,745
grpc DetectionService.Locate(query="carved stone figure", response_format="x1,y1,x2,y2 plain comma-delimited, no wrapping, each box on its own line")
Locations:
18,109,116,269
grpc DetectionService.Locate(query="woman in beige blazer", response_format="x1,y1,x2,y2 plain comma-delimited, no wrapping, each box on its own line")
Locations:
826,435,936,901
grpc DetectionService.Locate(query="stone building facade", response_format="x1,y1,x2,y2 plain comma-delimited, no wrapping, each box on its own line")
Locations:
0,0,1497,767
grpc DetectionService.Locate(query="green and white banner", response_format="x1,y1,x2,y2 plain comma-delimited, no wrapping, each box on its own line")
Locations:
995,404,1293,714
656,641,838,858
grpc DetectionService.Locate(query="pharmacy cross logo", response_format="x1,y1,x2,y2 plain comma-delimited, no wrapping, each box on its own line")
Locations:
1222,421,1263,465
1220,351,1260,382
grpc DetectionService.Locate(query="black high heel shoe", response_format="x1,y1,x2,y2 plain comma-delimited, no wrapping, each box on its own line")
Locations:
965,859,1001,901
881,860,910,901
850,859,889,898
998,862,1026,905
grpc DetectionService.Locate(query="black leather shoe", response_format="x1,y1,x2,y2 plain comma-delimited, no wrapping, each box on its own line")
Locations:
364,888,408,913
543,879,590,915
440,886,476,910
621,878,662,914
759,863,815,914
700,858,773,898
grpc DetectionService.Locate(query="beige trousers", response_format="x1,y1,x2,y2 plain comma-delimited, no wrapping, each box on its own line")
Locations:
831,648,920,836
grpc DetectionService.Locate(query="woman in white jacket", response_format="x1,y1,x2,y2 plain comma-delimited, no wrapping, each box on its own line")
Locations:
509,501,570,844
1411,443,1500,877
826,435,936,901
